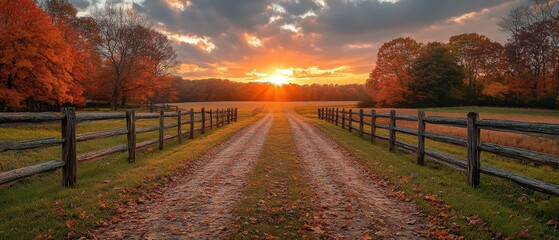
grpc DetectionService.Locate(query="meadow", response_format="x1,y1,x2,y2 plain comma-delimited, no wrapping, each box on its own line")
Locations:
1,101,558,239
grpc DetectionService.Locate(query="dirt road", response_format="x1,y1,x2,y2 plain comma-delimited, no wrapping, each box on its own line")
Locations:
93,110,433,239
93,112,273,239
286,111,429,239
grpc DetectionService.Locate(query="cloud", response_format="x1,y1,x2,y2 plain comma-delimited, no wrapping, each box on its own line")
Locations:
72,0,524,84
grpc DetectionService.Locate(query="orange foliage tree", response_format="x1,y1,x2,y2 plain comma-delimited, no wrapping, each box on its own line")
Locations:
43,0,101,101
365,37,420,106
448,33,507,101
0,0,84,110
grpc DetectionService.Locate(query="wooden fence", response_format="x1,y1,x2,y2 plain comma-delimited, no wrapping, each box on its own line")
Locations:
318,107,559,196
0,107,238,187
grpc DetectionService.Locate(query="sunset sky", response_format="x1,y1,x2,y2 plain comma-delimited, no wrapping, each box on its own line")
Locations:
71,0,524,85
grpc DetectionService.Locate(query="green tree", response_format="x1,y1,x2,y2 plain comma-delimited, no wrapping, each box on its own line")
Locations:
410,42,465,106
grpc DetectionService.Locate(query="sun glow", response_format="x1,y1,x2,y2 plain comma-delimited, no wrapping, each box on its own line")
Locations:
262,74,289,85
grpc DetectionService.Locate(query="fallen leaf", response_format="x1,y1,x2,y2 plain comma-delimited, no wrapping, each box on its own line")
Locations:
65,220,77,229
517,230,530,238
165,213,173,220
98,201,107,210
362,233,372,240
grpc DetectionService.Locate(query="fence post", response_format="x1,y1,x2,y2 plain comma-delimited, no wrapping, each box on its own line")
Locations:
235,108,238,122
341,108,346,129
359,109,364,137
159,109,164,150
417,111,426,165
335,108,339,126
216,109,220,128
329,108,332,122
467,112,481,187
348,109,353,132
221,109,224,126
317,108,320,119
177,109,182,143
201,108,206,134
209,109,213,130
370,109,376,144
126,109,136,163
225,108,228,124
389,110,396,152
189,108,194,139
62,107,77,187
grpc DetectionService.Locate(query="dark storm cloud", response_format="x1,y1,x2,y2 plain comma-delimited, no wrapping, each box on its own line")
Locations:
69,0,92,9
310,0,515,34
69,0,101,10
133,0,271,35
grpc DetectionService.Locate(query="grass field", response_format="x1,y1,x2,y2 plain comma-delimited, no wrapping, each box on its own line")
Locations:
294,105,559,239
1,102,558,239
0,106,262,239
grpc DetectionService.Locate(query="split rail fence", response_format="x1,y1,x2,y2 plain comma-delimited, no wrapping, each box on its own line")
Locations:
0,107,238,187
318,107,559,196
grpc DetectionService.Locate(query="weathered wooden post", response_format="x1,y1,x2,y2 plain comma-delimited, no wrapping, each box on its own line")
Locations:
159,109,164,150
221,109,225,126
335,108,339,126
216,109,220,128
227,108,231,124
417,111,426,165
177,109,182,143
126,109,136,162
317,108,321,119
359,109,364,137
62,107,77,187
189,108,195,139
370,109,376,144
235,108,238,122
321,108,325,120
201,108,206,134
467,112,481,187
348,109,353,132
341,108,346,129
209,109,213,130
389,110,396,152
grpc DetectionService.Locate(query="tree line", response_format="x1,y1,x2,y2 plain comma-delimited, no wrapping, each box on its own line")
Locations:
366,0,559,108
0,0,177,111
162,78,370,102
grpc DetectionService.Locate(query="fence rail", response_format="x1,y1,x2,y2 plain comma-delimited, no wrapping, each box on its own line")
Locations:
0,107,239,187
318,107,559,196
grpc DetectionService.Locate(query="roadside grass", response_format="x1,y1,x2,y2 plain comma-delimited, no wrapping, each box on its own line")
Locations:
232,109,315,239
0,109,261,239
294,106,559,239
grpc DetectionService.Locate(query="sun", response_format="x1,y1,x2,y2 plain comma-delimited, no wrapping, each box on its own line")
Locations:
263,74,289,85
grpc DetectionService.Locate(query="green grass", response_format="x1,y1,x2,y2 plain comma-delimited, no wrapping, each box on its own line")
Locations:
232,109,315,239
294,106,559,239
0,109,262,240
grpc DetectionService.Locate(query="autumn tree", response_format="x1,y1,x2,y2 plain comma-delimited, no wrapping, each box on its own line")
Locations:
409,42,465,106
499,0,559,106
0,0,83,110
365,37,421,106
42,0,101,101
92,4,177,110
448,33,507,102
